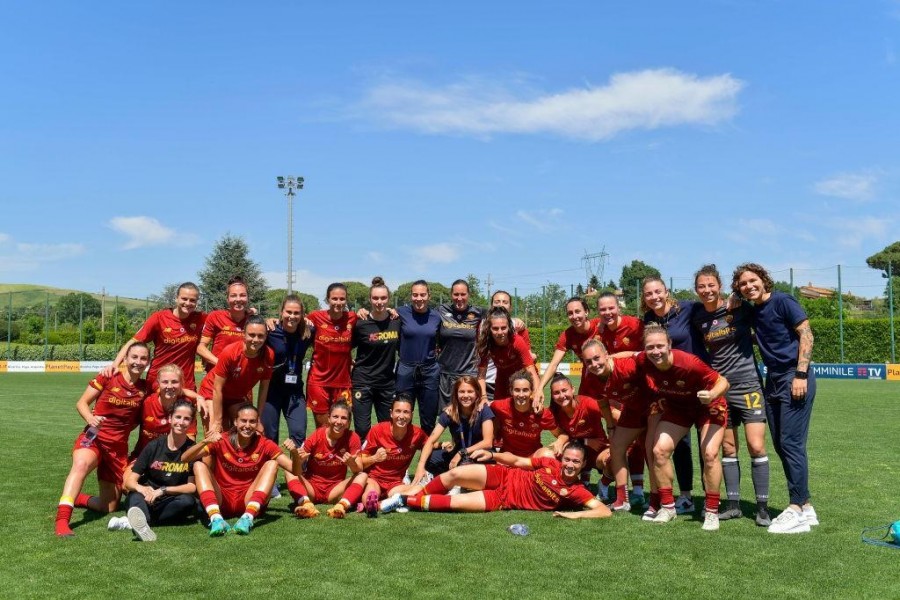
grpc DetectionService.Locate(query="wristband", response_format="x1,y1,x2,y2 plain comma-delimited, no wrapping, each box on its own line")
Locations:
794,371,808,380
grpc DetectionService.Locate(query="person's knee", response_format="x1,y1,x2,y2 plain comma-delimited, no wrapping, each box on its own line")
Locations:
652,443,673,467
701,445,720,465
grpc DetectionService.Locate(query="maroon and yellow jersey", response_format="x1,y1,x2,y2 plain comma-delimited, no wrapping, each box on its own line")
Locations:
598,315,644,353
490,398,556,457
129,391,197,459
133,309,206,387
302,426,361,485
637,349,721,409
579,355,645,410
201,310,248,362
198,342,274,400
307,310,358,388
480,333,534,398
88,372,148,444
500,457,594,511
207,434,282,491
555,318,601,358
362,422,428,483
550,395,607,443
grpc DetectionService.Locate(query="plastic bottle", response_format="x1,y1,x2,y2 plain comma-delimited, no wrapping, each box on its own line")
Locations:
507,524,530,536
80,425,100,448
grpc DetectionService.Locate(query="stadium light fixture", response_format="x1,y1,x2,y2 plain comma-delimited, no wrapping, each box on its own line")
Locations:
276,176,304,294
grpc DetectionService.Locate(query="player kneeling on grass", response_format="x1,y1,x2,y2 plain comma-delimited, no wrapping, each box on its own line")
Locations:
380,441,612,519
55,342,150,537
182,404,302,537
283,401,369,519
358,394,429,516
108,399,199,541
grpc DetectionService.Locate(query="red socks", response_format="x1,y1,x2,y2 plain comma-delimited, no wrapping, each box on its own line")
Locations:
199,490,221,519
423,477,449,495
245,490,267,518
705,491,720,514
341,482,364,507
616,485,628,505
287,479,307,502
55,500,74,536
409,494,452,512
74,493,92,509
659,487,675,508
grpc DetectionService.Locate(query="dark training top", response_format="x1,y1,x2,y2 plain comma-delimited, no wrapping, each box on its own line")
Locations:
437,303,483,374
352,316,401,388
691,302,760,387
267,323,315,394
132,436,195,490
644,300,708,360
397,305,441,364
438,403,495,452
751,291,809,373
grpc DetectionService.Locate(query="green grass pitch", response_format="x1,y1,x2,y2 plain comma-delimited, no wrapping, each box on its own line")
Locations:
0,374,898,599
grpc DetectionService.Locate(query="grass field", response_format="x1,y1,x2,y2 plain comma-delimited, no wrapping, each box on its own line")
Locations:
1,374,898,599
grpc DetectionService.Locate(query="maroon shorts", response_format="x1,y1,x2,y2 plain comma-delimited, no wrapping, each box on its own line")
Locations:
306,476,343,503
656,397,729,429
369,476,404,498
306,383,352,415
73,433,128,487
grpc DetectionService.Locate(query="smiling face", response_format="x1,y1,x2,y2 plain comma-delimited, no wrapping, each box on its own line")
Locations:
597,296,619,327
566,300,588,329
451,283,469,311
169,405,194,435
560,446,586,481
370,286,390,314
235,408,259,440
411,284,430,312
174,287,199,317
328,406,351,434
227,283,248,313
582,343,610,378
281,300,303,333
695,275,721,308
157,369,183,401
643,280,669,315
243,323,267,355
327,288,347,315
125,345,150,377
455,382,479,410
492,292,511,310
510,376,533,412
550,378,575,408
737,270,768,303
390,400,413,428
643,331,672,368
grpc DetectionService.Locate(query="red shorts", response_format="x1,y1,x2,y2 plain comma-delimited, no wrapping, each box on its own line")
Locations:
617,403,649,430
654,397,728,429
73,433,128,487
369,476,404,497
306,476,343,503
306,383,352,415
480,465,509,512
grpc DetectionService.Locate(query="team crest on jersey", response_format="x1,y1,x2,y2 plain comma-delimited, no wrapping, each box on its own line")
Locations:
676,380,685,387
223,326,230,331
623,383,631,390
467,313,476,320
256,367,263,373
577,419,585,426
560,488,568,496
190,323,197,329
545,468,552,474
223,452,232,460
315,453,326,459
622,337,630,346
251,453,260,461
164,327,172,333
725,315,733,324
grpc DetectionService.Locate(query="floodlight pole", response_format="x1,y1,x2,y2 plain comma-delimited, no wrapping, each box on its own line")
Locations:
276,176,305,295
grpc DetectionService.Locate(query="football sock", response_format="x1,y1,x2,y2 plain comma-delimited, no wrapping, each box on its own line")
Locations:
409,494,452,512
659,487,675,509
341,482,364,507
287,479,307,502
199,490,221,520
243,490,268,521
74,493,93,509
722,456,741,503
55,496,75,536
423,477,449,495
615,485,628,505
751,456,770,504
705,491,720,514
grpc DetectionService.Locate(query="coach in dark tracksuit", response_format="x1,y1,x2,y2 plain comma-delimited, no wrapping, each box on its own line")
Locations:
732,263,817,534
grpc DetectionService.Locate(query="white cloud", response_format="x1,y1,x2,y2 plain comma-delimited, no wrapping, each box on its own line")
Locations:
413,243,461,265
517,208,564,231
356,68,744,141
723,218,815,245
366,251,385,264
108,216,199,249
813,171,878,201
263,269,388,304
0,235,87,273
831,217,891,248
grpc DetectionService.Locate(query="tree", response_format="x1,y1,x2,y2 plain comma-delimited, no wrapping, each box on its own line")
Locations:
465,274,488,307
867,241,900,301
575,283,585,297
55,293,101,325
149,282,182,310
266,288,321,315
588,275,600,292
197,234,269,311
619,260,661,309
341,281,371,311
393,281,452,308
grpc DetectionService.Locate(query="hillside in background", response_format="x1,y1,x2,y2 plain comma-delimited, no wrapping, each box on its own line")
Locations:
0,284,152,312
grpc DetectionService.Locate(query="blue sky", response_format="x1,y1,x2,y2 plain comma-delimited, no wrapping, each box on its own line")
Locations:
2,1,898,303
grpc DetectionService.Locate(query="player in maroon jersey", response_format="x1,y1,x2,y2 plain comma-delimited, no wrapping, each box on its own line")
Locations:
476,307,538,401
380,441,610,518
285,401,368,519
491,370,560,458
536,297,601,404
55,342,150,536
198,316,274,434
359,394,429,511
307,283,358,426
596,292,644,356
197,275,253,369
105,282,205,389
183,404,302,536
639,323,730,530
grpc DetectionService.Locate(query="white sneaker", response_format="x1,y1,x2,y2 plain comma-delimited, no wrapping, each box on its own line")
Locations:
674,496,695,515
380,494,406,514
702,512,720,531
611,501,631,513
651,507,677,523
641,507,658,522
448,486,462,496
767,508,810,534
802,505,819,526
107,516,132,531
127,507,157,542
402,472,412,485
417,472,434,485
